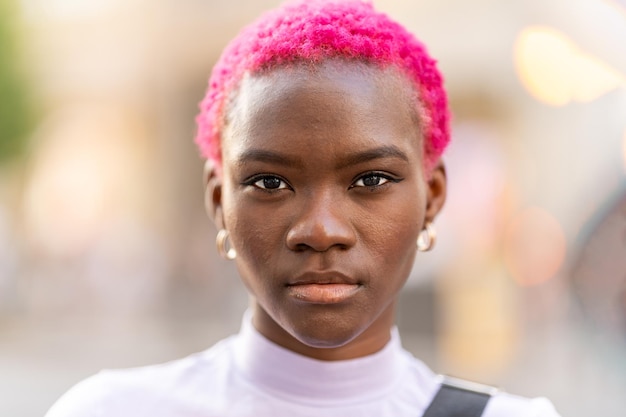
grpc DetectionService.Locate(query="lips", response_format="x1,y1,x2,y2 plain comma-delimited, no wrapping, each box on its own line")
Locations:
286,271,361,304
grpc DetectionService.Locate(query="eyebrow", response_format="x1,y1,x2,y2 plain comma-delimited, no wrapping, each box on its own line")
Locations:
235,149,301,168
335,145,410,169
234,145,409,169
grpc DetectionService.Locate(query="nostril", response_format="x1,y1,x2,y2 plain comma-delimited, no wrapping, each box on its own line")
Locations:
291,241,349,253
292,242,310,252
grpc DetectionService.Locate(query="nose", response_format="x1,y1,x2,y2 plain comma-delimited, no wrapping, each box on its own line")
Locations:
285,193,357,252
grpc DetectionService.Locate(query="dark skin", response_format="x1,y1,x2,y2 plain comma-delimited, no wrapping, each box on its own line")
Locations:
205,61,446,361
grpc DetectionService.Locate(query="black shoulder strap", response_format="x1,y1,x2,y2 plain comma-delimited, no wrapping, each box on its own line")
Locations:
422,376,497,417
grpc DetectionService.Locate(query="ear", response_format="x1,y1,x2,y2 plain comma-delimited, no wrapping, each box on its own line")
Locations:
204,159,225,230
425,159,447,223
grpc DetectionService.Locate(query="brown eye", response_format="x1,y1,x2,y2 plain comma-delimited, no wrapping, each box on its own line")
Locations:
353,174,390,188
253,176,288,190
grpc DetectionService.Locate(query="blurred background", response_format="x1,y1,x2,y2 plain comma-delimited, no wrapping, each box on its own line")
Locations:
1,0,625,415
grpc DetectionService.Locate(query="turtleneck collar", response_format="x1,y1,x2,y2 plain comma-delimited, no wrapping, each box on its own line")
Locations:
232,311,406,406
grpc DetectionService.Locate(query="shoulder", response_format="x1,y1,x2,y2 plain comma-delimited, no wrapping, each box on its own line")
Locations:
45,371,116,417
486,392,562,417
45,336,237,417
428,376,562,417
398,353,561,417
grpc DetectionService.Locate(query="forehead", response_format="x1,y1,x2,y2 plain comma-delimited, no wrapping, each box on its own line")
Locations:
222,61,423,163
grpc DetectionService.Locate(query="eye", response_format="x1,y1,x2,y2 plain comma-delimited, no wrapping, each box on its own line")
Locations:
352,173,392,188
250,175,289,190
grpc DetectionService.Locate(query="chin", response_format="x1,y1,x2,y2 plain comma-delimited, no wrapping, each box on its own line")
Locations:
284,307,367,349
294,331,358,349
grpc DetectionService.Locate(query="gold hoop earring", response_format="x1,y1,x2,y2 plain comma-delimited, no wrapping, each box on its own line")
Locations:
417,222,436,252
216,229,237,260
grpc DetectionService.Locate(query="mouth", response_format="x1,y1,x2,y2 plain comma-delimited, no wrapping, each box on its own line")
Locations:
286,272,362,304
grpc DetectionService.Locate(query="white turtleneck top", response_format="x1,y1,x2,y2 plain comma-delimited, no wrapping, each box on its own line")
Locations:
45,314,561,417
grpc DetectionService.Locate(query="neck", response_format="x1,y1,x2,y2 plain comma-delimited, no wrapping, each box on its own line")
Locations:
233,310,408,406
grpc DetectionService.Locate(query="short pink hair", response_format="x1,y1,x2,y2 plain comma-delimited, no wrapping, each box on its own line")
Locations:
195,0,450,173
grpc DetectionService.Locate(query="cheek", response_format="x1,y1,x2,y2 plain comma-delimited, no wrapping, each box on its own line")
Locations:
358,195,423,286
366,218,418,271
361,210,420,284
364,187,423,246
236,220,278,266
222,192,283,273
372,237,418,306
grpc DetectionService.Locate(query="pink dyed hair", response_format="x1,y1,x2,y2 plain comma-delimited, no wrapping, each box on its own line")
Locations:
195,0,450,173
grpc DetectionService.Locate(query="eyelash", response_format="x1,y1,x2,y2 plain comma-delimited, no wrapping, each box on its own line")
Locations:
243,174,291,192
350,172,400,189
243,171,401,193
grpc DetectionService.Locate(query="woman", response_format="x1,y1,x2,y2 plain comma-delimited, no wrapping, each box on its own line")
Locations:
47,1,561,416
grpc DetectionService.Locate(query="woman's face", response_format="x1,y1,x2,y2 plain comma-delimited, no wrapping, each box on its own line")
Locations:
206,61,446,360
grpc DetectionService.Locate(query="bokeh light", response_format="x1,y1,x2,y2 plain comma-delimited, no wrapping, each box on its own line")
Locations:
514,26,624,106
504,206,567,286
